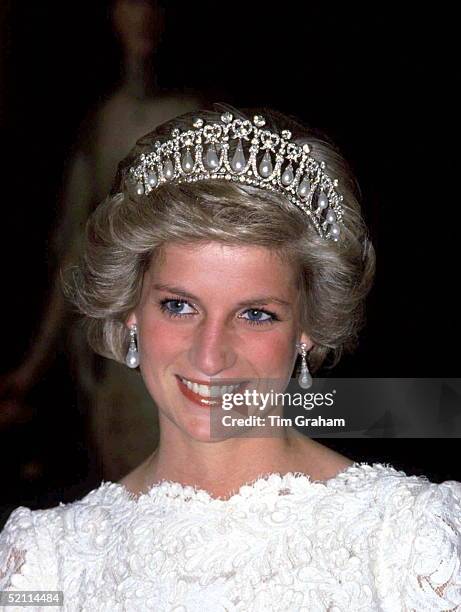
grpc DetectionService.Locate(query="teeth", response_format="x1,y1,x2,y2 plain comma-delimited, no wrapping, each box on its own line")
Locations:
180,377,242,398
198,384,211,397
210,386,222,398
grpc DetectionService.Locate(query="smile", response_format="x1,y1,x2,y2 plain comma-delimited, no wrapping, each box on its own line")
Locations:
175,375,250,410
177,376,246,398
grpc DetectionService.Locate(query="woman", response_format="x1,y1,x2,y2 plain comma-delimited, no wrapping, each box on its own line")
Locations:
0,105,460,610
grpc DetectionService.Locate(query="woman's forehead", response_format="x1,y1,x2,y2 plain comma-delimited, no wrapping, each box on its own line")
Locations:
145,242,299,293
150,242,295,272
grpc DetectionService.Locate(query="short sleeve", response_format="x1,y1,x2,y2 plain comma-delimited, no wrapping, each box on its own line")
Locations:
404,480,461,611
0,506,59,593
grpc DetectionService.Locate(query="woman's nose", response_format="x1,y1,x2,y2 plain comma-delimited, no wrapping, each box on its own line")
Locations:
187,319,237,377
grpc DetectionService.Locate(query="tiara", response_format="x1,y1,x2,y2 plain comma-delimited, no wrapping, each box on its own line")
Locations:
126,111,344,241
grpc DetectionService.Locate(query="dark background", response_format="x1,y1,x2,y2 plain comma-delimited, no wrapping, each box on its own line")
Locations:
0,2,459,522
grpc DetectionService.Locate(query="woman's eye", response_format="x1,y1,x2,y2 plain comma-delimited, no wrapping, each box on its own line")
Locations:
159,299,278,326
240,309,277,326
159,299,195,317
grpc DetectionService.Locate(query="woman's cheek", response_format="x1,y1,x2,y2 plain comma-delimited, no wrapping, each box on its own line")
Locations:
138,313,168,353
250,333,292,375
139,315,189,360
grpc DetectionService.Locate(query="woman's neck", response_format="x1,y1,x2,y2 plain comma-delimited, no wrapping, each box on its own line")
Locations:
118,428,353,501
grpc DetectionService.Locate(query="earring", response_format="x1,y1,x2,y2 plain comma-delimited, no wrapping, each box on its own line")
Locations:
125,324,140,368
296,342,312,389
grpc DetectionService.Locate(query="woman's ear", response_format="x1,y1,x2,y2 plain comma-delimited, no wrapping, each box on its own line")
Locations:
299,331,314,351
126,312,137,328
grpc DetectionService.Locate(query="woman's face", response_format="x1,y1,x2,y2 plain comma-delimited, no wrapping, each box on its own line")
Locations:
128,241,312,441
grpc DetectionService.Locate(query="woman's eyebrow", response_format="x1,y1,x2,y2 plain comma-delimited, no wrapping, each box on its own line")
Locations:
152,283,292,309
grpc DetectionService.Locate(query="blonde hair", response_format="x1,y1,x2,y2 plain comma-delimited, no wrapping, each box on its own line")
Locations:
66,104,375,374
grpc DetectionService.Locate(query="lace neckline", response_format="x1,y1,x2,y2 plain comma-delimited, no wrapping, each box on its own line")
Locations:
102,461,394,506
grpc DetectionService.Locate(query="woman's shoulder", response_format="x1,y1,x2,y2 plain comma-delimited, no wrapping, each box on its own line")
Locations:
327,460,459,495
353,461,460,542
356,462,461,521
334,463,460,554
1,481,129,538
0,482,124,590
404,476,461,610
345,463,461,610
0,502,63,591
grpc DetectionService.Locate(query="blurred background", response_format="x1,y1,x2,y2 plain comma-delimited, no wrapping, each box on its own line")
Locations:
0,1,459,526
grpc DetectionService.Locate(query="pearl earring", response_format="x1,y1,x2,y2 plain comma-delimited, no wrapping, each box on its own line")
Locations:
296,342,312,389
125,324,140,368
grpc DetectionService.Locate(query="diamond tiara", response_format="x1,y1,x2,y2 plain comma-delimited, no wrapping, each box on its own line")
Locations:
126,111,344,241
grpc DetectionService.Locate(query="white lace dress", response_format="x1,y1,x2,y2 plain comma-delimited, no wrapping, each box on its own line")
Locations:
0,462,460,611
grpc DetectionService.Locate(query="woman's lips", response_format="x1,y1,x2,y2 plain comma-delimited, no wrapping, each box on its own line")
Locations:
176,376,221,409
175,376,248,410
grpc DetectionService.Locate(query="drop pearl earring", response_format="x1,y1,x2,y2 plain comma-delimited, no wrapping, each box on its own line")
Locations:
296,342,313,389
125,324,140,369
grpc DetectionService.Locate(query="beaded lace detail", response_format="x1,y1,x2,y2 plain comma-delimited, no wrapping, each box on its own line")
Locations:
1,462,460,611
